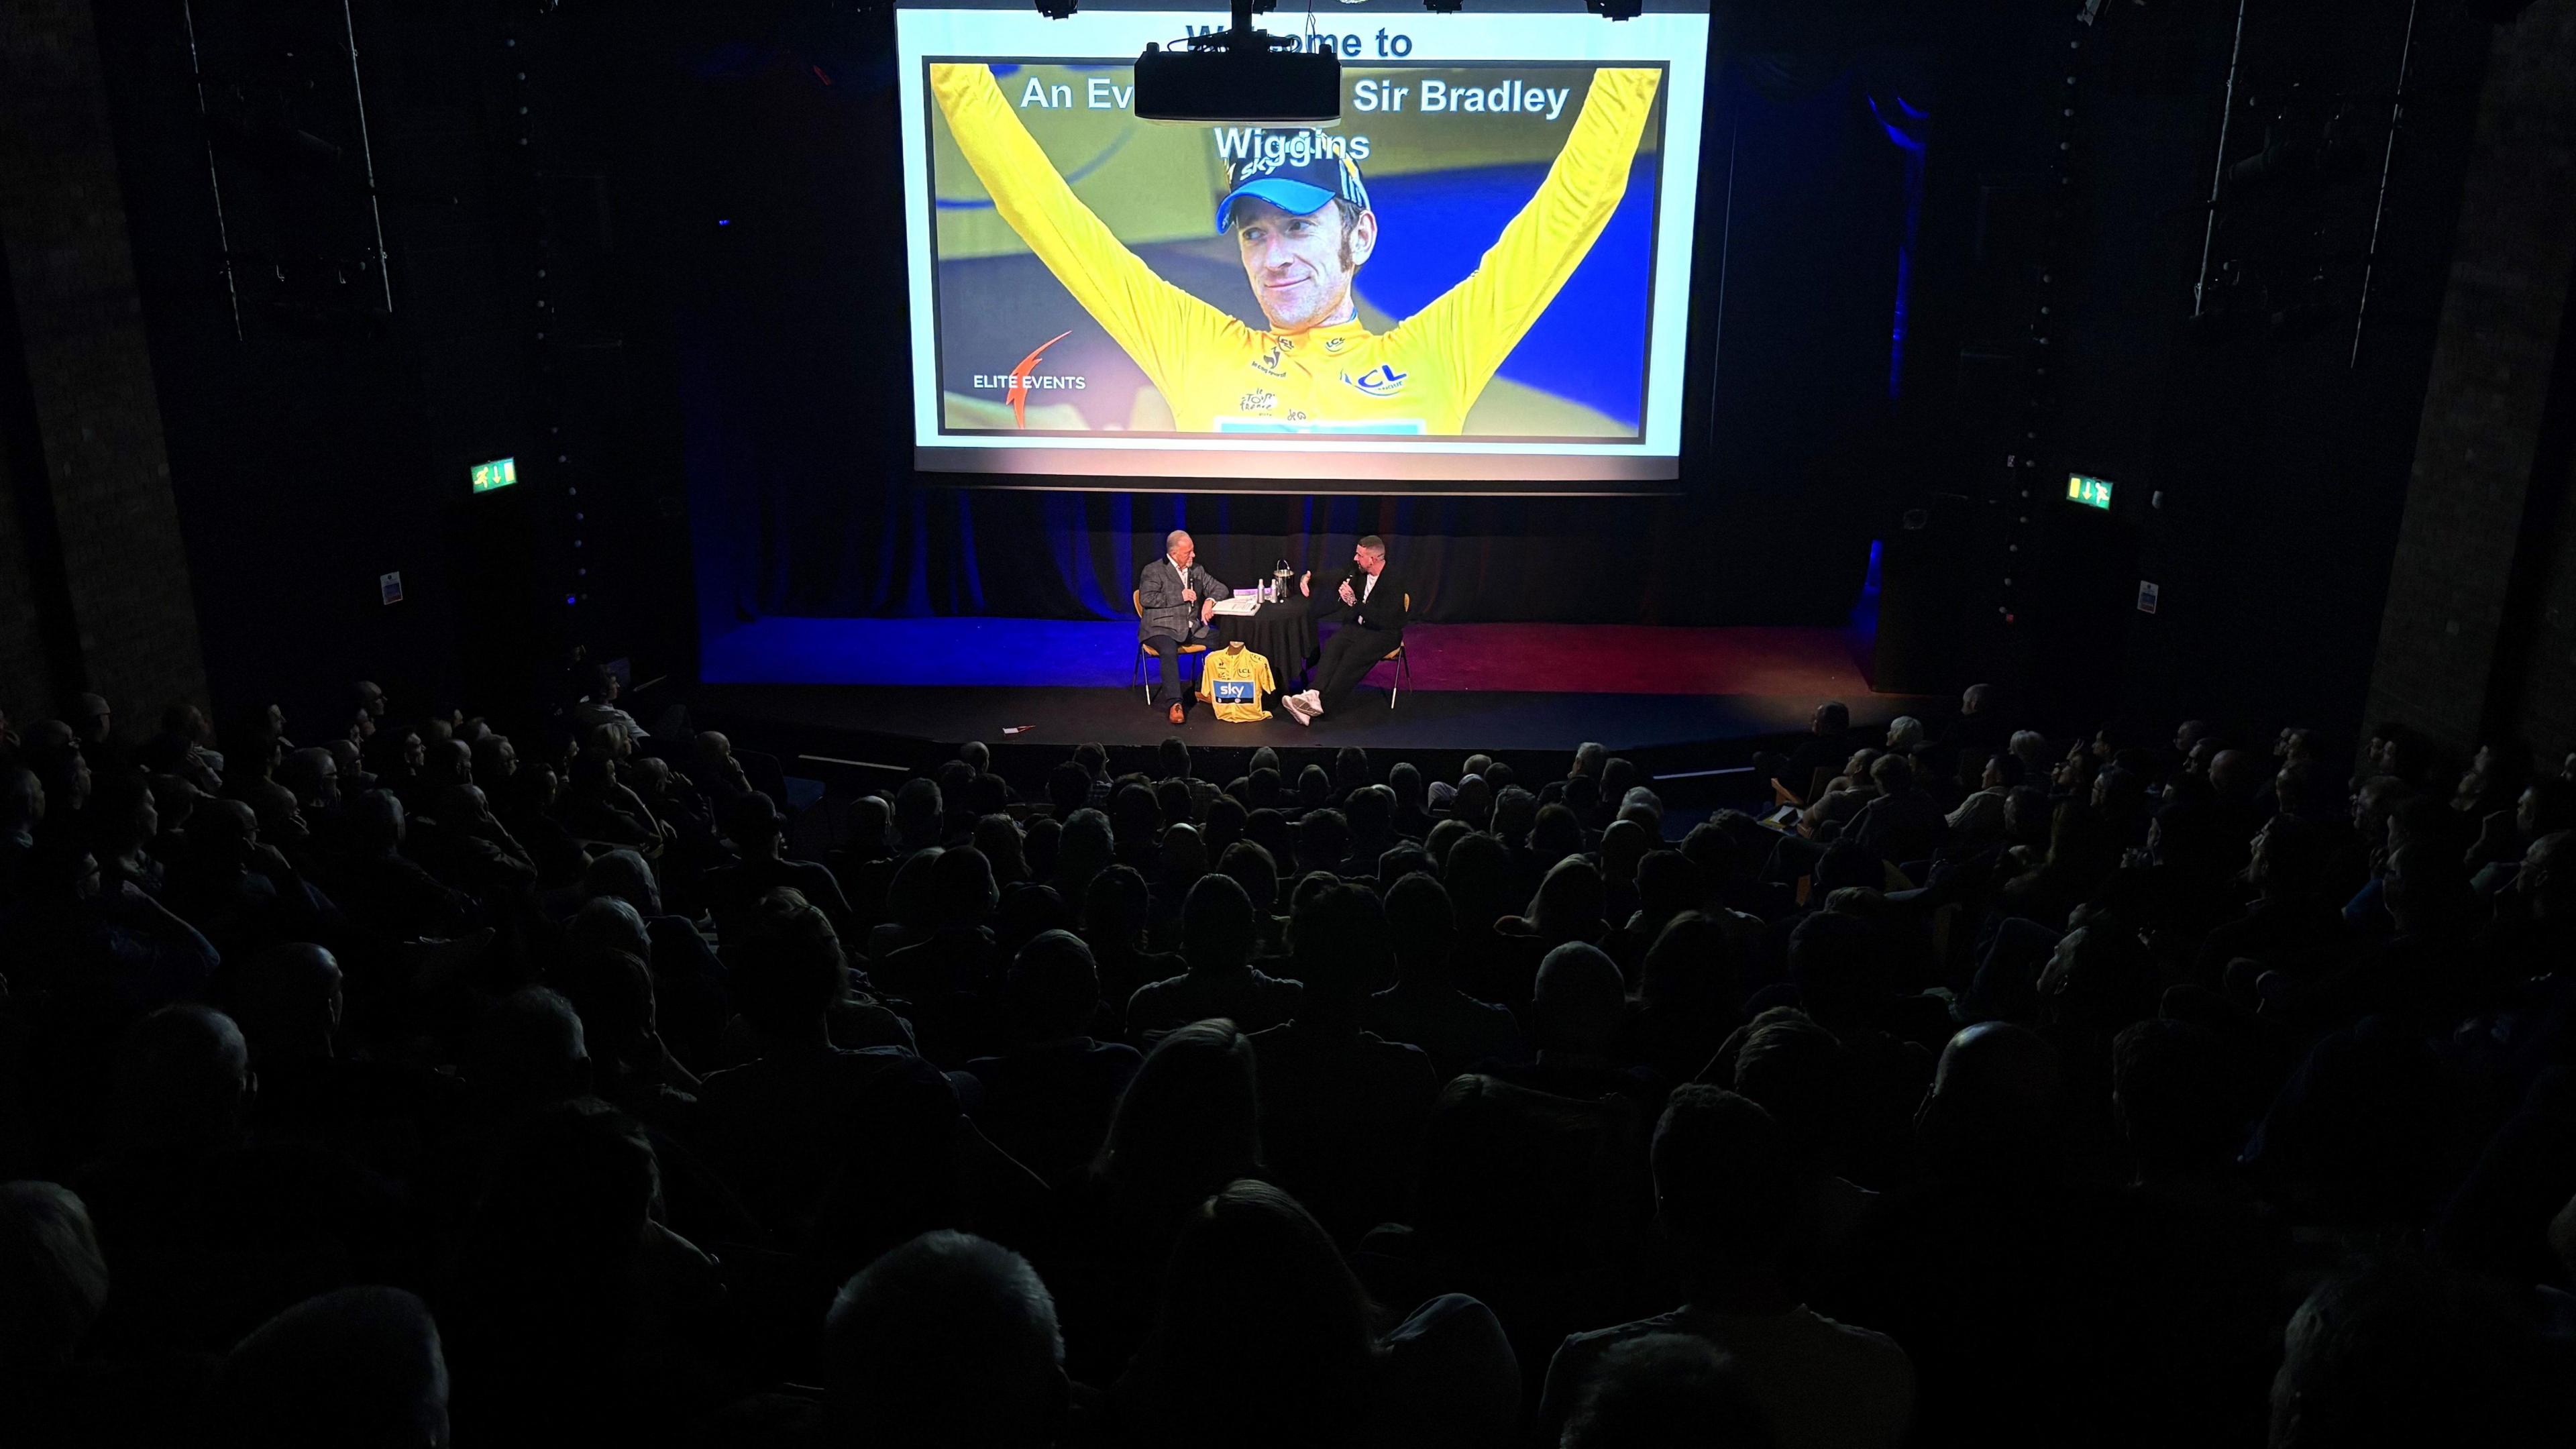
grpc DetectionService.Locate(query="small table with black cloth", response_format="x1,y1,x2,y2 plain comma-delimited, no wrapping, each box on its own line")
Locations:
1212,600,1316,708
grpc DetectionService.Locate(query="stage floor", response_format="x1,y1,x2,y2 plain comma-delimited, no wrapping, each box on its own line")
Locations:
701,615,1895,697
694,616,1937,758
696,682,1945,753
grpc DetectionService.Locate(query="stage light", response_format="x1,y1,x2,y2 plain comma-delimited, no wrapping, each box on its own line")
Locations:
1035,0,1076,16
1423,0,1465,11
1585,0,1640,17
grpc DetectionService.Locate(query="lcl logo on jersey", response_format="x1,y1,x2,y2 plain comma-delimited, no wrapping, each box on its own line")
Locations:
1341,363,1407,398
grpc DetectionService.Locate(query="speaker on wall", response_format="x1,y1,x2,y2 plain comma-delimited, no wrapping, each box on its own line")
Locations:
1872,495,1974,696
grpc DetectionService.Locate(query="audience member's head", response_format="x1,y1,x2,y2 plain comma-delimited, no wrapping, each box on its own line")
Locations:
1203,795,1247,855
1453,773,1495,831
1346,784,1395,845
731,888,848,1043
1160,822,1208,881
1527,855,1607,943
208,1287,448,1449
223,943,344,1063
1375,841,1432,892
465,987,592,1110
1533,942,1628,1057
928,845,1001,927
1006,929,1100,1044
111,1004,253,1157
894,776,943,850
1214,840,1279,918
1332,746,1368,796
1916,1022,2063,1178
822,1231,1066,1449
1294,808,1349,875
1056,808,1114,891
1786,912,1890,1036
1638,911,1742,1018
2111,1018,2236,1181
726,791,788,860
1181,871,1257,973
1383,872,1456,984
0,1181,109,1389
1590,823,1653,895
2520,830,2573,922
1727,1009,1858,1165
1287,881,1393,1018
1047,760,1092,818
1652,1085,1800,1294
1093,1020,1263,1193
1633,849,1700,922
1387,760,1425,812
1129,1179,1380,1447
1442,831,1519,933
1560,1334,1776,1449
1532,802,1586,864
2270,1252,2567,1449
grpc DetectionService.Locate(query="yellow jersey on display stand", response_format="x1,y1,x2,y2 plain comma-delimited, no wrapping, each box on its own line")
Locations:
1199,643,1277,722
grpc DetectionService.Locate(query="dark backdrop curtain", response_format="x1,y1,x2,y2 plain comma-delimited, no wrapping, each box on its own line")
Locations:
671,45,1914,635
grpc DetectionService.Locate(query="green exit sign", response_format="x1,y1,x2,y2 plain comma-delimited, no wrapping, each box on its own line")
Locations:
2066,473,2114,510
470,457,518,493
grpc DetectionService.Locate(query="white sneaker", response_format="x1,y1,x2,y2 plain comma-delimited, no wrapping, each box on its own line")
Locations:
1282,694,1313,726
1300,690,1323,710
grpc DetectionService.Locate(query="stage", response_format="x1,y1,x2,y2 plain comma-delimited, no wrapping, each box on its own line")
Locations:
694,616,1937,782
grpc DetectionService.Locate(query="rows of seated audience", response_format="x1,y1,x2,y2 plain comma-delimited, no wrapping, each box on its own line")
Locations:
3,677,2575,1446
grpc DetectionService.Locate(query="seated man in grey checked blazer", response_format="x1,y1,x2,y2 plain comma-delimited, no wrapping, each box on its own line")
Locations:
1138,529,1234,725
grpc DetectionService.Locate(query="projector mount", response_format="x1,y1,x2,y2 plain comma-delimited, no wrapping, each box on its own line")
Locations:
1173,0,1295,56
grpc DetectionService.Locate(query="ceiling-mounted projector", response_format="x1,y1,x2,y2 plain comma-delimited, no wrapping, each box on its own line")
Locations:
1134,0,1341,125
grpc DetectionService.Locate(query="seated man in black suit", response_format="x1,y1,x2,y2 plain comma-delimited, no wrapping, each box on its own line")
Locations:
1283,534,1407,726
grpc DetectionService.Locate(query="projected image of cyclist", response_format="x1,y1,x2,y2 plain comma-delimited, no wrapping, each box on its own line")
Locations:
928,63,1661,437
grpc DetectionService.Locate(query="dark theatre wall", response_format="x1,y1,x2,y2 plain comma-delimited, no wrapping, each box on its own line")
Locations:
17,0,2567,753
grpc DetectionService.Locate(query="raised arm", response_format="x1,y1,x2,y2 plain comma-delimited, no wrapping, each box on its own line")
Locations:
928,64,1244,405
1396,68,1662,415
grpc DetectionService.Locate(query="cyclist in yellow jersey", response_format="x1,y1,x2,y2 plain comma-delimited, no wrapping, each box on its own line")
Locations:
928,63,1661,435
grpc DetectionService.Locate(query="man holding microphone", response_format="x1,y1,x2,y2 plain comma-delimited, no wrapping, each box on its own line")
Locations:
1139,530,1232,726
1283,535,1407,727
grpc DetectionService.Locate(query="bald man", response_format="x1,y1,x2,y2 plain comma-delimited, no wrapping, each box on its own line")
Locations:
1137,529,1233,725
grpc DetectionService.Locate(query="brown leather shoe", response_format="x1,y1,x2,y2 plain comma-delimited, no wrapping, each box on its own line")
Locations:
1168,702,1186,725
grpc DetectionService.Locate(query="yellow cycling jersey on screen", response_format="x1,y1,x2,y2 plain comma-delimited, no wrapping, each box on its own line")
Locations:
928,62,1660,437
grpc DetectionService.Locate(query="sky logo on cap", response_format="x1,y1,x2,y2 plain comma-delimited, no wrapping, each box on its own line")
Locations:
1215,129,1371,233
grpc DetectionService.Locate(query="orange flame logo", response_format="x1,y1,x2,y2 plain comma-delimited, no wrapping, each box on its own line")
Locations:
1007,331,1073,428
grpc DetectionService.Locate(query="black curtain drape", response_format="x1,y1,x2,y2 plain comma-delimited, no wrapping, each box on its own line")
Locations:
667,42,1916,637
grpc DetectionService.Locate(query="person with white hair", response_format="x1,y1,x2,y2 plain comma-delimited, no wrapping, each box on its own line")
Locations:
2008,730,2050,778
1138,530,1235,727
